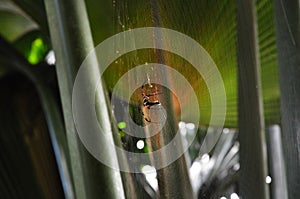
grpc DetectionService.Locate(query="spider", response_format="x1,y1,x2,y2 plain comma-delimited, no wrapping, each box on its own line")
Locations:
141,82,161,123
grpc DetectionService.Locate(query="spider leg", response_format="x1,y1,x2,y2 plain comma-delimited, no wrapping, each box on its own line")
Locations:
144,101,160,108
144,117,151,122
145,91,162,97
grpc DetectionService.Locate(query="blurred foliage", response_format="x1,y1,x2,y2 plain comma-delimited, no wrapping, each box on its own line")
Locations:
0,0,280,127
256,0,280,124
0,0,281,198
0,10,37,41
14,31,49,65
118,121,127,129
27,38,47,64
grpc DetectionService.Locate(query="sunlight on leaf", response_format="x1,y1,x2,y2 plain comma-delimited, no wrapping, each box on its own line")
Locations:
117,121,126,129
28,38,46,64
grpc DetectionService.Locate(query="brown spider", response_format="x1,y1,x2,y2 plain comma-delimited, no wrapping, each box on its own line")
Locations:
141,82,161,122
